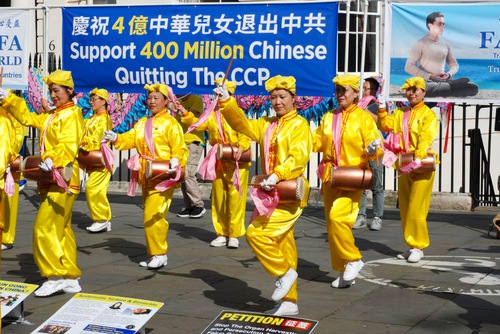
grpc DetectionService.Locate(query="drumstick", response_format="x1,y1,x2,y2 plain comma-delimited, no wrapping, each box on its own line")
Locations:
220,58,234,86
16,168,42,173
151,169,175,181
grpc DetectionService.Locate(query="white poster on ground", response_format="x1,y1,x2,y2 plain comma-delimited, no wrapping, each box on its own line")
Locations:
0,280,38,318
31,293,163,334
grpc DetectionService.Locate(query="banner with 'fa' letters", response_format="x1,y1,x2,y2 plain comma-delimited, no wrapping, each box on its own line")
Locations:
0,10,29,90
62,2,339,96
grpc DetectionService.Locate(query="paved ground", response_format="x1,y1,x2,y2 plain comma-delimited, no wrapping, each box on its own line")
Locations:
1,186,499,334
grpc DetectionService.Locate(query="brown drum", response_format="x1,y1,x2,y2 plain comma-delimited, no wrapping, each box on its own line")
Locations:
10,155,22,173
145,160,186,182
77,149,105,167
217,144,252,163
398,153,436,173
251,175,306,203
22,156,72,183
330,166,374,191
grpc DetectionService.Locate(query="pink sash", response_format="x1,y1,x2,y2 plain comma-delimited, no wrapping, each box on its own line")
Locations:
198,145,218,181
41,113,70,193
4,168,14,197
155,165,181,192
249,119,279,221
100,139,115,172
126,153,141,197
357,95,377,110
186,97,218,134
332,109,342,167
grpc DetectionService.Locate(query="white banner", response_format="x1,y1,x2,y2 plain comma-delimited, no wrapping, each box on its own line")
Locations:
0,9,29,90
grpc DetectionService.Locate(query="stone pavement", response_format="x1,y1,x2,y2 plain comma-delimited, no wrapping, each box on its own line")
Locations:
1,186,499,334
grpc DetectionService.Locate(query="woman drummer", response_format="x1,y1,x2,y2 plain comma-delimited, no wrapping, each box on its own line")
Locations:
104,84,188,269
378,77,439,263
313,74,383,288
178,79,251,249
81,88,113,233
0,70,86,297
214,75,312,317
0,104,14,253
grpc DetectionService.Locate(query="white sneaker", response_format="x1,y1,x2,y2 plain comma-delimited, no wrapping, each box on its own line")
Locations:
397,248,424,262
1,244,13,251
353,216,367,229
272,268,298,301
35,278,66,297
64,278,82,293
407,249,424,263
331,276,355,288
343,260,364,281
227,238,239,249
210,236,228,247
139,255,168,269
369,217,382,231
86,221,111,233
267,301,299,316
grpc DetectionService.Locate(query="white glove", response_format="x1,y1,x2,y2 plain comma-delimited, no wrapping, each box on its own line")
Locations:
167,157,179,173
213,85,230,101
6,166,10,175
104,130,118,143
378,98,386,110
0,88,9,101
260,173,279,191
366,138,381,156
39,158,53,172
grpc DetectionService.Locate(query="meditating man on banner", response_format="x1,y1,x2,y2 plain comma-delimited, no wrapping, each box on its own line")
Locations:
405,11,478,97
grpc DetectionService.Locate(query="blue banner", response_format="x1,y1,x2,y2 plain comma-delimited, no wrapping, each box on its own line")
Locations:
387,2,500,103
62,2,338,96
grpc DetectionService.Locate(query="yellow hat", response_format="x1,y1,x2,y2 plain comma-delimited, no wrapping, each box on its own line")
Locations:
215,78,236,95
265,75,296,95
401,77,426,91
332,74,360,91
144,83,169,98
90,88,109,102
43,70,74,88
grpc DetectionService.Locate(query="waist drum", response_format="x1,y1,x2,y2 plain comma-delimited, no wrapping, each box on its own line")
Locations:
251,174,305,203
330,166,374,191
145,160,186,182
22,155,72,183
77,149,105,168
217,144,252,163
398,153,436,173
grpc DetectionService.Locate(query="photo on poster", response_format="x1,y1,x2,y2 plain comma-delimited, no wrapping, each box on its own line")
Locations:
387,2,500,103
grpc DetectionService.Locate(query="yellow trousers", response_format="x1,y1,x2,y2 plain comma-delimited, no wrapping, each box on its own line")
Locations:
85,167,112,222
34,190,81,278
2,182,19,245
142,186,175,256
246,203,302,303
323,187,363,273
398,171,435,250
211,167,249,238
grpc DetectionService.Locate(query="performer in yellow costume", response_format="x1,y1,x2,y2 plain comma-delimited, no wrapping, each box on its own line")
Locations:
313,74,383,288
81,88,113,233
1,105,24,251
0,105,14,254
0,70,85,297
179,79,251,249
378,77,439,263
214,75,312,316
104,84,188,269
